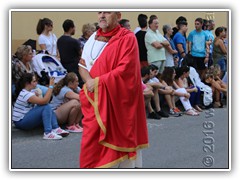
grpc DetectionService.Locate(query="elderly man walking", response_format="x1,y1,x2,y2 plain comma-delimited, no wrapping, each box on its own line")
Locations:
78,12,149,168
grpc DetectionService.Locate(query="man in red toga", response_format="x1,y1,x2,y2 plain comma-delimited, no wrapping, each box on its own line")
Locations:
78,12,149,168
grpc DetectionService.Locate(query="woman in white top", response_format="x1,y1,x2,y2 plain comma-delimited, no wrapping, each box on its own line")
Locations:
50,72,83,133
12,73,69,140
162,24,179,67
161,67,199,116
175,66,203,112
36,18,58,57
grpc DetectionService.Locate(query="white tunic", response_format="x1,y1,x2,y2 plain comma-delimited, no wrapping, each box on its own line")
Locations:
79,32,108,72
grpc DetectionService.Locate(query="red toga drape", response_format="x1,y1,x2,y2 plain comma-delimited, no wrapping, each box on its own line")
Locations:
79,27,149,168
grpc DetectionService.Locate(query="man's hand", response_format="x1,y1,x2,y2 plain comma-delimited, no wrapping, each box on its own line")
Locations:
86,78,95,92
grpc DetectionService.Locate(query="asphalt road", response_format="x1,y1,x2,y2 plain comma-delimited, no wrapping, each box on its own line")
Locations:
11,107,229,170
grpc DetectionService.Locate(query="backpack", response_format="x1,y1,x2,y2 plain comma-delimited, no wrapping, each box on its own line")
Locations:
201,85,213,106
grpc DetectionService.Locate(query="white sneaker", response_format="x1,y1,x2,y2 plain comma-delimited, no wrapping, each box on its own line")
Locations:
43,132,62,140
52,127,69,137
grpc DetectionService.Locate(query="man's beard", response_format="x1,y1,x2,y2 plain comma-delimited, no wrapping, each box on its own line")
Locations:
99,23,109,29
99,19,109,29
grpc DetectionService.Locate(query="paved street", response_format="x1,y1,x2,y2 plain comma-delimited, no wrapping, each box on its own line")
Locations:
11,107,229,169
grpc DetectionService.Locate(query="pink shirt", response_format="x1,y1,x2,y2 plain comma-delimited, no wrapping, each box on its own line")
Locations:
142,81,147,91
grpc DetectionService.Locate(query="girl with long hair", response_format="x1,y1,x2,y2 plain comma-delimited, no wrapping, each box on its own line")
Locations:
50,72,83,132
36,18,58,57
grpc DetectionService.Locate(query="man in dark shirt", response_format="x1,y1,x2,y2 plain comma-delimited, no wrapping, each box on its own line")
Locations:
135,14,148,68
57,19,83,87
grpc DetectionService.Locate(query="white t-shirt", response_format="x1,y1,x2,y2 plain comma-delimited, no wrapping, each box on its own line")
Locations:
12,89,35,122
148,77,160,83
133,27,141,34
38,33,57,56
79,32,108,72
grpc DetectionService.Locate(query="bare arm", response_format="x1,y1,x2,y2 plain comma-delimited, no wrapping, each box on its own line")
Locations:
158,86,174,95
151,41,163,49
218,40,227,54
166,46,177,54
172,81,190,98
173,90,190,99
146,82,165,89
161,40,170,47
165,44,178,54
187,41,192,54
39,44,46,51
173,81,180,89
216,77,227,88
186,87,198,93
177,44,186,58
212,80,227,93
65,91,80,100
28,77,55,105
78,64,95,92
78,66,92,83
161,80,189,98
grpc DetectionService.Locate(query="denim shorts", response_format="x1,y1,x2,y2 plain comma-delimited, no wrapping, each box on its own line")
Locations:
217,58,226,72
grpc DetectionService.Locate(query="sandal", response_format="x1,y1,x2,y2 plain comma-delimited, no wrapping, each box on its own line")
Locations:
193,108,199,113
185,109,199,116
213,102,223,108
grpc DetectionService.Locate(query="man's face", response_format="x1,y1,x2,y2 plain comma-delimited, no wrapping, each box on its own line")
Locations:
97,12,121,32
150,19,159,31
150,69,158,79
145,74,150,81
195,21,202,31
123,21,131,30
183,25,188,33
209,22,215,30
180,24,188,33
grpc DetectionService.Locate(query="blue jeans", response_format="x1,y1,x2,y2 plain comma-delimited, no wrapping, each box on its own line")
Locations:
189,86,201,106
14,104,59,134
217,58,227,77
